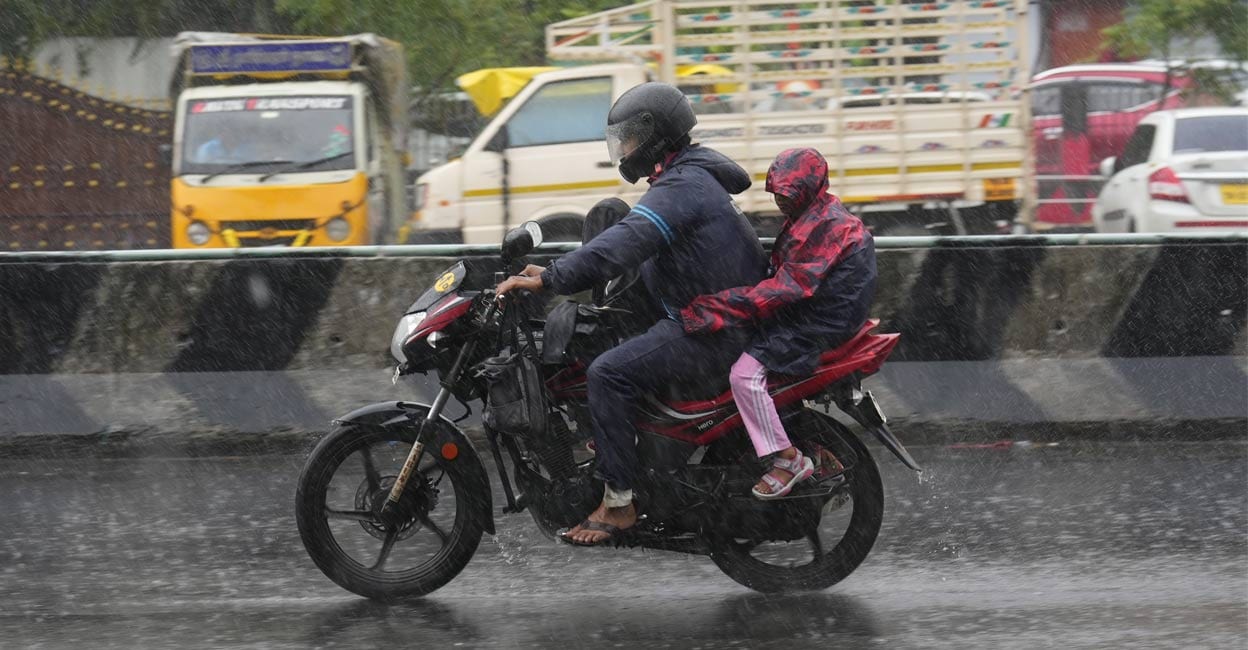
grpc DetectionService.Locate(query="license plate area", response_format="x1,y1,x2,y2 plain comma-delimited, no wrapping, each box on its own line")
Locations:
1221,183,1248,205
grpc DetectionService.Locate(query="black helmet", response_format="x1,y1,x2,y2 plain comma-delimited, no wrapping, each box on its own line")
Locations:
606,82,697,183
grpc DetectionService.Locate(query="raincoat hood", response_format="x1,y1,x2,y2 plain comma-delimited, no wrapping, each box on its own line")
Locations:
667,144,752,195
765,147,830,216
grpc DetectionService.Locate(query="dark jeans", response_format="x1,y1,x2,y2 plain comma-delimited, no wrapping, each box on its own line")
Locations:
586,318,748,491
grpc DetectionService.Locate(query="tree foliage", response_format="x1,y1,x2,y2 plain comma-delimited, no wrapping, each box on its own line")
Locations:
1103,0,1248,104
1103,0,1247,62
3,0,625,93
0,1,290,60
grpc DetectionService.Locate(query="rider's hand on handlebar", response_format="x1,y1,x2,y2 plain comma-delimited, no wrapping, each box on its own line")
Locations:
496,264,546,298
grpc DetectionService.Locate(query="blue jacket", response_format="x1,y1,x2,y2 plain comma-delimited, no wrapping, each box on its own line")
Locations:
541,145,766,317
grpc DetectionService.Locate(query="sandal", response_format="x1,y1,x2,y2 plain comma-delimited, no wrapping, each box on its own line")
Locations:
811,446,846,481
559,520,624,547
752,450,815,500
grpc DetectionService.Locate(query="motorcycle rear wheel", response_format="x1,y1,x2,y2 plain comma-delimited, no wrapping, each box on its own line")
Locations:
708,411,885,592
295,423,484,600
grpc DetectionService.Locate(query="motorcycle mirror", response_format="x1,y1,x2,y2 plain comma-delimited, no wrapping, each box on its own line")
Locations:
501,225,535,262
523,220,543,247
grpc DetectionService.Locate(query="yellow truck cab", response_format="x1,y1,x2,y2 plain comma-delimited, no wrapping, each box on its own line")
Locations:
169,33,408,248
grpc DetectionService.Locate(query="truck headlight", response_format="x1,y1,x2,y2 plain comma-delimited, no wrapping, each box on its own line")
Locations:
390,311,426,362
326,218,350,242
187,221,211,246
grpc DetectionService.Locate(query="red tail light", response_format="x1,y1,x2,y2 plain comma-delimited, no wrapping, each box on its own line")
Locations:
1148,167,1190,203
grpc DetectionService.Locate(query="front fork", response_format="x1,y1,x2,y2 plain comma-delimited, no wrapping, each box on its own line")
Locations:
382,383,456,514
379,314,488,522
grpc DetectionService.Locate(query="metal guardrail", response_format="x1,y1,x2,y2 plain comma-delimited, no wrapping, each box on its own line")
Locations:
0,233,1245,263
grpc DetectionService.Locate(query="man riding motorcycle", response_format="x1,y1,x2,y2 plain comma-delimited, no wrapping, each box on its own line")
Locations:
496,81,765,546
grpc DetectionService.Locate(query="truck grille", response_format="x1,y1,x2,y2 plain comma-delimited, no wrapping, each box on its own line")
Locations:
237,236,299,247
222,219,317,232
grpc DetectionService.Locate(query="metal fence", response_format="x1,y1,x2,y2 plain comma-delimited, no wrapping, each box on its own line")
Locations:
0,232,1244,264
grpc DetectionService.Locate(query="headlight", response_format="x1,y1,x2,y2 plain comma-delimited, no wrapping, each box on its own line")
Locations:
187,221,211,246
389,311,426,363
326,217,350,242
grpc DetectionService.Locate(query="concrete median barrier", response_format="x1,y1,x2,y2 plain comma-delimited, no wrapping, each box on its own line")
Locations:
0,239,1243,455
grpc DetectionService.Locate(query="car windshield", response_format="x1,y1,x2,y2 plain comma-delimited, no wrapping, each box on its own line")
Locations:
181,95,357,175
1173,115,1248,154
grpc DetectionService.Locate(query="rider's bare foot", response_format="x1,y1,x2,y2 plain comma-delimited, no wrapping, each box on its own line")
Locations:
564,501,637,545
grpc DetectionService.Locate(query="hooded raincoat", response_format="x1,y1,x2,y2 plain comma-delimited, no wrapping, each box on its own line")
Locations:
680,147,877,376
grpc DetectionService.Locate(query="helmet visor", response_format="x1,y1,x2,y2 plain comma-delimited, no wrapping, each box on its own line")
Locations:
606,114,655,165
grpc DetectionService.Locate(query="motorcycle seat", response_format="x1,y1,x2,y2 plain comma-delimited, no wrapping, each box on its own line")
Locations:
651,319,881,408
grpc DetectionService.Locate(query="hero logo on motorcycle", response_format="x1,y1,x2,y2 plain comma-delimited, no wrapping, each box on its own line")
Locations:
295,222,920,600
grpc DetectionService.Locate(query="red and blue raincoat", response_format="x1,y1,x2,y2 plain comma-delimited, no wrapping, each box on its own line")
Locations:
680,147,877,376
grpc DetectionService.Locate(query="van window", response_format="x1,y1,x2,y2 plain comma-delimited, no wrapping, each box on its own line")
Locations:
1033,82,1163,117
1032,85,1062,117
1087,83,1162,113
506,77,613,147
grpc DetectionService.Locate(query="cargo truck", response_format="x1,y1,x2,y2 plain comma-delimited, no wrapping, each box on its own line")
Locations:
168,32,409,248
410,0,1031,243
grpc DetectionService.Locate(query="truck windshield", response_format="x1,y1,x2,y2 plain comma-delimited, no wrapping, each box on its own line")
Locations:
181,95,356,175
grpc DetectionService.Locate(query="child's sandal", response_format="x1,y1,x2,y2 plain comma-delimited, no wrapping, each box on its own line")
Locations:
752,451,815,500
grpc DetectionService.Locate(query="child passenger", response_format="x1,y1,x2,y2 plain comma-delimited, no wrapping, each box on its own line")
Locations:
680,148,877,499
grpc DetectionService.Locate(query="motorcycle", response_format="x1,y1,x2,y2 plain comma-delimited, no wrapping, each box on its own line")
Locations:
295,221,921,599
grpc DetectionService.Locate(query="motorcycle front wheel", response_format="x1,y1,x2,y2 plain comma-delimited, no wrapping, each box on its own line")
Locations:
295,423,485,600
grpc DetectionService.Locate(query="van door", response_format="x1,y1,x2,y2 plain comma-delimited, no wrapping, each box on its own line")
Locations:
462,76,620,243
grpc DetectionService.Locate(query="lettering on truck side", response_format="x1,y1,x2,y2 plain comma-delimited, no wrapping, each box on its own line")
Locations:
845,120,895,132
758,124,826,136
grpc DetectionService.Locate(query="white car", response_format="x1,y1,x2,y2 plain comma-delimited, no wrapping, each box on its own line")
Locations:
1093,108,1248,233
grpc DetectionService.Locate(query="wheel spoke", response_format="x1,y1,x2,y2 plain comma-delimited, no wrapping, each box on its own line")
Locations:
360,447,382,492
371,527,400,570
418,513,450,545
325,508,376,522
807,530,824,558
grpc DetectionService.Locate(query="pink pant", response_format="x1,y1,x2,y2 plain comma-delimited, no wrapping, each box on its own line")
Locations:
729,353,791,457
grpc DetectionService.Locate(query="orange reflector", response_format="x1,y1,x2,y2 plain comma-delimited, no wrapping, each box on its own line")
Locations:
441,442,459,461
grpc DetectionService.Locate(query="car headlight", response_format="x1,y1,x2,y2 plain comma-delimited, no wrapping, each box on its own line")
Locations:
326,217,350,242
187,221,211,246
389,311,426,363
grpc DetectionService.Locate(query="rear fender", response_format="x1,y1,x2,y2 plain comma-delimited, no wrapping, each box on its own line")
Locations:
837,390,922,472
334,401,495,534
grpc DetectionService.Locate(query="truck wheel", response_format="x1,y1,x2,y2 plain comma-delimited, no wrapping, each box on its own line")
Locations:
537,214,585,242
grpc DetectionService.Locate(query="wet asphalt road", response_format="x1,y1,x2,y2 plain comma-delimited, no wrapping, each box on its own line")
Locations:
1,439,1245,649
